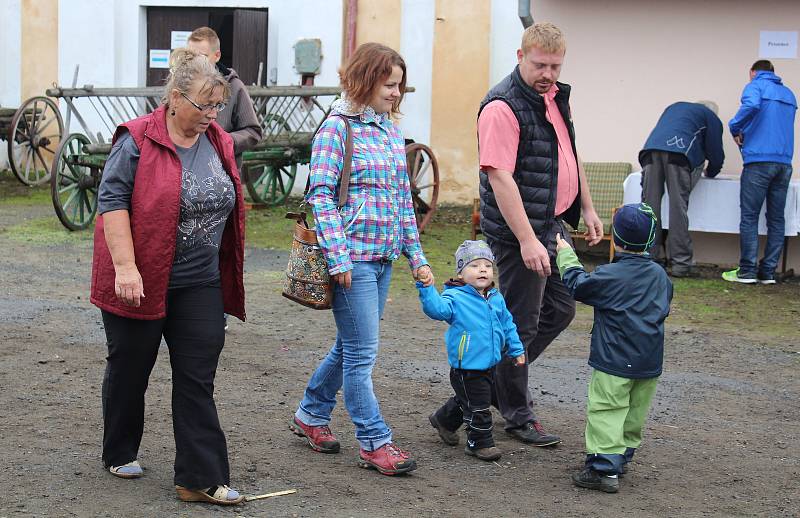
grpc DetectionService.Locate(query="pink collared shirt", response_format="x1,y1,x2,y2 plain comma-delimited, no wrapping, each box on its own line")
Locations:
478,84,579,216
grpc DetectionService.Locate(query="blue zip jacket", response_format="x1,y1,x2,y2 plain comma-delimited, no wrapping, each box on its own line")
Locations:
417,281,525,370
729,71,797,165
557,250,673,379
639,102,725,177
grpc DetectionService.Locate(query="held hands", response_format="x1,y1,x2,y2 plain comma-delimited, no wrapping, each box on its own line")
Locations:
555,233,572,253
513,354,525,366
414,265,434,287
114,264,145,307
582,209,604,246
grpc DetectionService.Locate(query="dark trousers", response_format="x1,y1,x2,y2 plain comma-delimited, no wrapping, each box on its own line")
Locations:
434,368,495,449
489,220,576,429
101,284,230,489
641,150,703,270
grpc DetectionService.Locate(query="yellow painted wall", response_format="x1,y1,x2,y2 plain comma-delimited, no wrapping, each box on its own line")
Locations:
429,0,490,203
355,0,402,51
20,0,58,100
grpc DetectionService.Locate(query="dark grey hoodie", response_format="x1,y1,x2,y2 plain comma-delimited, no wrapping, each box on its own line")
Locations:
216,63,263,161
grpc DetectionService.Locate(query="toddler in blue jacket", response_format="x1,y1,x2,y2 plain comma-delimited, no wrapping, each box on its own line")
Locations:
556,203,673,494
417,240,525,461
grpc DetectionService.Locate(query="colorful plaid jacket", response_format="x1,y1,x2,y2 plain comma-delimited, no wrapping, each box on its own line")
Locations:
307,99,427,275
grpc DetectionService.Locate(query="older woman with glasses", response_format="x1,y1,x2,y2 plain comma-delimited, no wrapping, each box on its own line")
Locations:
90,48,246,505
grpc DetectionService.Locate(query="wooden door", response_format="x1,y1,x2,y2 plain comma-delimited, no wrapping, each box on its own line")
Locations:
146,8,210,86
231,9,269,86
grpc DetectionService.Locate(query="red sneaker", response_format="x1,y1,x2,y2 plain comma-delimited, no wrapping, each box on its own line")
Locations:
289,417,340,453
358,443,417,475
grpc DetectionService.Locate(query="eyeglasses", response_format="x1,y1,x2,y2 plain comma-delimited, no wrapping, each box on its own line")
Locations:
180,92,226,113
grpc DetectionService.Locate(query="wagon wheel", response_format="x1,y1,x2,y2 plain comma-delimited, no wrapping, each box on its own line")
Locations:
51,133,98,231
245,163,298,206
405,142,440,232
8,96,64,186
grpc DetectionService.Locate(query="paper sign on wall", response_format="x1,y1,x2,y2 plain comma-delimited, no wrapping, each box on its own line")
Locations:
759,31,798,59
149,49,171,69
171,31,192,49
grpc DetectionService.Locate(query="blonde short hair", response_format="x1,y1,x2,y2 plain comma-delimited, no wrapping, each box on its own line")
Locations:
162,48,230,105
188,26,221,53
521,22,566,54
696,100,719,115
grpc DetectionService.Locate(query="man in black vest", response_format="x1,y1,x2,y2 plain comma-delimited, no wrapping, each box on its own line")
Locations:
477,22,603,445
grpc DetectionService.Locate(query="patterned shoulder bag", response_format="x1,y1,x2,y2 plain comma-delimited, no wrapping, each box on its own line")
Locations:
282,116,353,309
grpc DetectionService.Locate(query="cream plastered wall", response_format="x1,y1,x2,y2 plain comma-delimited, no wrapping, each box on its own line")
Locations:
20,0,58,100
531,0,800,176
355,0,402,52
429,0,491,203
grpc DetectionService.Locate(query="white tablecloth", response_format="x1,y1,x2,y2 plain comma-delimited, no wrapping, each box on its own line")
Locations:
623,171,800,236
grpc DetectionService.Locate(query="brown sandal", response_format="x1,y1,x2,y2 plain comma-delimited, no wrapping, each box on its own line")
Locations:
175,484,245,505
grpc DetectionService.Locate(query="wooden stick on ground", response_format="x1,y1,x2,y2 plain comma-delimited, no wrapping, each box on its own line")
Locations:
244,489,297,502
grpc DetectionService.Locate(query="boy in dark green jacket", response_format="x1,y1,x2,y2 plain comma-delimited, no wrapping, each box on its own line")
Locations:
556,203,673,493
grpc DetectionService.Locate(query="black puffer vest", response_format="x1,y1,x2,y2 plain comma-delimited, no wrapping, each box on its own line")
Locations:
478,66,581,246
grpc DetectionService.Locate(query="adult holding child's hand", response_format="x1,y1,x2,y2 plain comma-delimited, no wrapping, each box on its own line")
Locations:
290,43,429,477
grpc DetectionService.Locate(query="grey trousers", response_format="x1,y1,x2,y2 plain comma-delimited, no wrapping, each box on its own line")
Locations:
641,151,703,270
489,220,576,429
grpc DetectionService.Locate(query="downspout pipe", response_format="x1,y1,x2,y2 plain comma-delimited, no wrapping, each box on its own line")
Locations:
518,0,533,28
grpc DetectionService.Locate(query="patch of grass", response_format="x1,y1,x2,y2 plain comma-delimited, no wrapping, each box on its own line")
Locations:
3,216,94,245
0,173,52,205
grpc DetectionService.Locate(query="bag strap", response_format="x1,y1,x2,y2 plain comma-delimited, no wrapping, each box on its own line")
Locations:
303,115,354,210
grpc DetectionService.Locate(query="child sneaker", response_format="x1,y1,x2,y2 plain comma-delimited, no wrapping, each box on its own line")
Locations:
757,274,776,285
464,445,501,461
289,417,340,453
358,443,417,475
572,467,619,493
722,268,757,284
428,413,460,446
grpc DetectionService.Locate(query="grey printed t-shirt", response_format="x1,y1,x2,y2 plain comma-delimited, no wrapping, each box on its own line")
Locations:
97,131,235,288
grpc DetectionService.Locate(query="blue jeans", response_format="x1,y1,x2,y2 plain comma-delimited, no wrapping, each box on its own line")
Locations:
296,261,393,451
739,162,793,278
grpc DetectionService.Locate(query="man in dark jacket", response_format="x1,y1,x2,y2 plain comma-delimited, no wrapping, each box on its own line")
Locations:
723,60,797,284
478,22,604,446
556,203,673,493
639,101,724,277
187,27,263,167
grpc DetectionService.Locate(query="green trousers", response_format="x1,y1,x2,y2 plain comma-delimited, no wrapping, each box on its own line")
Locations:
585,369,658,458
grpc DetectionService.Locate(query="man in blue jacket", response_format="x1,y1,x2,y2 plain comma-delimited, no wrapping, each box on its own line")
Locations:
723,60,797,284
639,101,724,277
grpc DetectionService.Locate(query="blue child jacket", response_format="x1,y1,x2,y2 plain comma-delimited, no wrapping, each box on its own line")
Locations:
729,71,797,165
558,251,673,379
417,281,525,370
639,101,725,177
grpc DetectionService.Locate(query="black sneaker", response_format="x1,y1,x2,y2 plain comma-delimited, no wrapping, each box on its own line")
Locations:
757,274,777,285
506,421,561,447
428,413,460,446
572,467,619,493
670,266,696,278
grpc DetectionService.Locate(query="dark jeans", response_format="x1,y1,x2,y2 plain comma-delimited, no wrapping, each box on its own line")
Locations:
641,151,703,270
101,283,230,489
489,220,576,429
434,368,495,449
739,162,793,278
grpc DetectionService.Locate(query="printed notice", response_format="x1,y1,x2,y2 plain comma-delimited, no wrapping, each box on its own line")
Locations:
149,49,171,69
171,31,192,49
759,31,798,59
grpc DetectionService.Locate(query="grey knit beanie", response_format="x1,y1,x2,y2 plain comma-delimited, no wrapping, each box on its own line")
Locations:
455,240,495,274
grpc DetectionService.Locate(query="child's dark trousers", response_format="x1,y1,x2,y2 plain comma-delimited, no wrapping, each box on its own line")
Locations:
433,368,495,449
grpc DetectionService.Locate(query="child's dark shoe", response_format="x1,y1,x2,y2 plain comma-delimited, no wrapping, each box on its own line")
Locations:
464,445,501,461
428,413,460,446
572,467,619,493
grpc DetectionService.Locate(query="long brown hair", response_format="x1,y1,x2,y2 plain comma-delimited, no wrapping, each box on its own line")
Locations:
340,43,406,116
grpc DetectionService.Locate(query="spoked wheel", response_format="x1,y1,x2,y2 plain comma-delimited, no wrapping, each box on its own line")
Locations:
405,142,440,232
8,96,64,186
245,163,298,206
51,133,99,231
